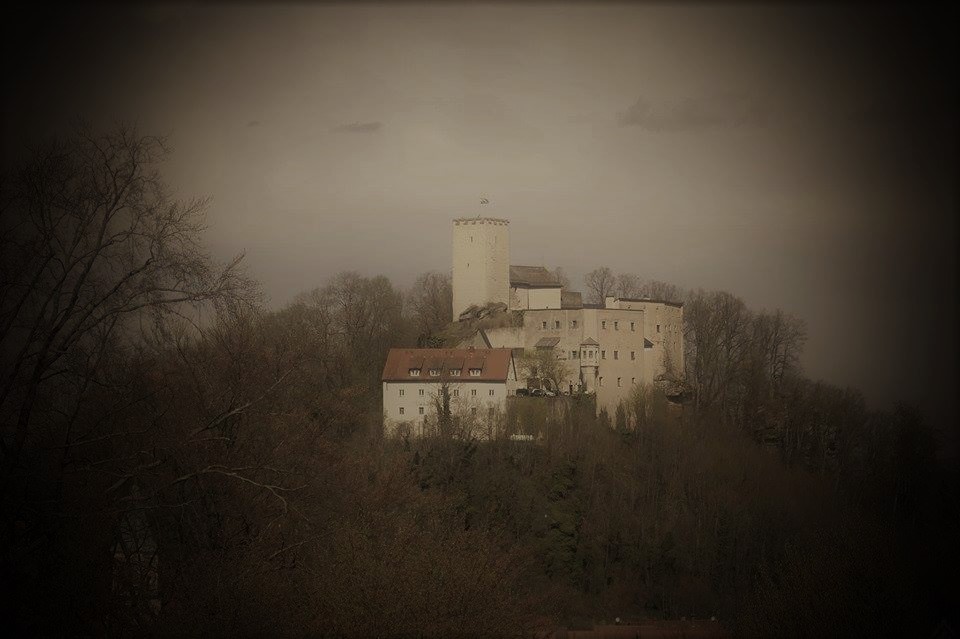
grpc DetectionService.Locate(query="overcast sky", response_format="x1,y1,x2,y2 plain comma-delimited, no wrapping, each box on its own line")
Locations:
4,3,957,442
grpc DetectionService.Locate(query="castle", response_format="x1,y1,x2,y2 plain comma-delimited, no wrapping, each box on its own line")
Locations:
450,217,684,415
380,217,684,435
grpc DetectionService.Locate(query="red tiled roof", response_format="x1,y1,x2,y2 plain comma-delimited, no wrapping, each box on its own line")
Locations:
382,348,514,382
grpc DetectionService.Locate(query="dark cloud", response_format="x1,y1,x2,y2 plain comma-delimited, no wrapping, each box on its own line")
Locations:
617,94,769,132
334,121,383,133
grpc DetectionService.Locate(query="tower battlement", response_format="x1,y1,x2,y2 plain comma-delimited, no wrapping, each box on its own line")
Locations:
451,217,510,320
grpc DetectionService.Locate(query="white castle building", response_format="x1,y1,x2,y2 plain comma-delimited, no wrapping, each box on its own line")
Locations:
451,217,684,415
381,347,518,437
380,217,684,435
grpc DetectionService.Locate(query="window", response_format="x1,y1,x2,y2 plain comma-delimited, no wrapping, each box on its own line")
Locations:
614,321,619,330
601,350,606,359
489,389,495,396
617,377,622,387
450,369,461,377
469,369,481,377
614,350,619,360
541,321,547,330
571,350,578,359
570,320,578,329
419,389,425,396
602,320,607,329
453,389,459,397
399,389,405,396
409,368,420,376
419,406,424,415
631,377,636,385
554,320,561,329
399,407,405,415
429,369,440,377
471,389,477,396
631,351,636,360
657,324,661,333
631,321,635,331
472,407,478,415
599,377,604,387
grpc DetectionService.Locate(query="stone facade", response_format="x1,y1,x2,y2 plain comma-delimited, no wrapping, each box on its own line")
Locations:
476,301,682,415
451,218,510,320
450,218,684,416
381,347,518,437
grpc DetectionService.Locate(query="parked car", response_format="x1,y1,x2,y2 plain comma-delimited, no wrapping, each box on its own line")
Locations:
531,388,545,397
515,388,530,396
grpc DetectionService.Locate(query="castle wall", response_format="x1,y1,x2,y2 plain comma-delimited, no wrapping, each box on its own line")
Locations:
452,218,509,319
528,287,562,309
510,287,529,310
588,309,650,413
611,299,684,380
448,217,685,420
518,308,649,413
461,305,682,415
383,380,511,437
471,308,661,413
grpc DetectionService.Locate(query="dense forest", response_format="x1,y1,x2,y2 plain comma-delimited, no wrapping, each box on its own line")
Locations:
1,128,957,637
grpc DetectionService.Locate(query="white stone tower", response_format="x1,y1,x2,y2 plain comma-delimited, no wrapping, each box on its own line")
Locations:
451,217,510,320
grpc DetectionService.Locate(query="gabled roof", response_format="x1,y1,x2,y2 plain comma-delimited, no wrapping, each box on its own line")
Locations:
644,338,654,348
509,265,562,288
581,337,600,346
382,348,514,382
561,291,583,309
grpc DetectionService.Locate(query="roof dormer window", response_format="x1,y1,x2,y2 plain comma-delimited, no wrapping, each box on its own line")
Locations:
449,369,461,376
429,369,440,376
409,368,420,376
469,368,481,377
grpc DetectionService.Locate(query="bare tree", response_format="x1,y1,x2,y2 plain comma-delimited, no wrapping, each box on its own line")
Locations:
641,279,683,303
552,267,570,291
429,379,455,439
616,273,643,298
584,267,616,304
407,271,452,343
683,289,752,417
0,125,255,463
297,271,408,393
518,348,572,393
